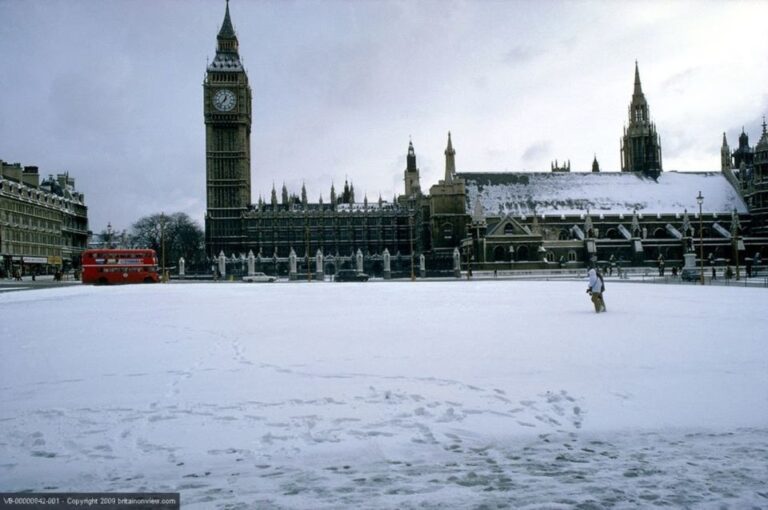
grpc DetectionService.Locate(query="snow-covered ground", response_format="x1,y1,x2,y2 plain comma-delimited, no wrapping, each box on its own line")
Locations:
1,281,766,508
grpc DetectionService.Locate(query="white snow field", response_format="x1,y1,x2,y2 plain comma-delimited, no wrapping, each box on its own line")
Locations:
1,281,767,509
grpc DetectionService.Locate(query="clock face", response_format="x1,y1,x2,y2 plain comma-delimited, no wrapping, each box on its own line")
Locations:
213,89,237,112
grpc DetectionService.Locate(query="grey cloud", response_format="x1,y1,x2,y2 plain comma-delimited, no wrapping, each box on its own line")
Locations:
522,141,551,164
661,67,700,93
503,45,544,65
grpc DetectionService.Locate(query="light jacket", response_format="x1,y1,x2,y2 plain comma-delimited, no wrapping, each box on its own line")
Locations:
588,268,602,293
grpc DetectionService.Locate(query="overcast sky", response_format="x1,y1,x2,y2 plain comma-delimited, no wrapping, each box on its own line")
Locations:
1,0,767,233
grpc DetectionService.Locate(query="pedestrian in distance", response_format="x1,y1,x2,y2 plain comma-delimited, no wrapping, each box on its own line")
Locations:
587,267,607,313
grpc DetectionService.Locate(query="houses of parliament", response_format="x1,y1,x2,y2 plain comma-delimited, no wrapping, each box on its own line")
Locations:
204,2,768,276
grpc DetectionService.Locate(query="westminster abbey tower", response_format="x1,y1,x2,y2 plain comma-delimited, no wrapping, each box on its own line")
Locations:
204,0,252,256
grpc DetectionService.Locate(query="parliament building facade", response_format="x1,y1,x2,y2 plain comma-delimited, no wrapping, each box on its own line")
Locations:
205,3,768,277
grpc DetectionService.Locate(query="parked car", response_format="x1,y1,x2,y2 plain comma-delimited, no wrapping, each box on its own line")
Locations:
334,269,369,282
242,272,276,283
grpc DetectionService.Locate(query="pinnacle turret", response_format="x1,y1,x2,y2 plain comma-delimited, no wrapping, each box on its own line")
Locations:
633,60,643,97
721,132,732,172
621,61,662,177
406,140,417,172
404,139,421,196
444,132,456,183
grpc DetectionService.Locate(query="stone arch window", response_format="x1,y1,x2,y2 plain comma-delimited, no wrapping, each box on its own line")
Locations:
558,229,570,240
503,223,516,235
517,246,529,261
653,228,666,239
493,245,506,261
545,251,555,262
605,228,619,239
568,250,577,262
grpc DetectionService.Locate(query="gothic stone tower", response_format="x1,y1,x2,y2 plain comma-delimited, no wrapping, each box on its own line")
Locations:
621,62,662,178
429,132,467,261
204,0,252,257
404,140,421,197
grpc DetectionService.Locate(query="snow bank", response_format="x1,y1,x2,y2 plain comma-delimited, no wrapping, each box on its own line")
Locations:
1,282,766,508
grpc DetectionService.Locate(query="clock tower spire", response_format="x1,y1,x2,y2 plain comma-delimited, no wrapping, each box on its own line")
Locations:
204,0,252,257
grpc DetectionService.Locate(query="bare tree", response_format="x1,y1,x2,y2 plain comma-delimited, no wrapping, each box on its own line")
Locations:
129,213,204,267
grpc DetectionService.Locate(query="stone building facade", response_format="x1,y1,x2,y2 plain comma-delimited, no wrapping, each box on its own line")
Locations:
203,3,768,277
722,119,768,238
0,160,88,275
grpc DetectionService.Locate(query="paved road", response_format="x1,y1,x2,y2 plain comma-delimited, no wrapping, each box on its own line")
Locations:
0,277,80,293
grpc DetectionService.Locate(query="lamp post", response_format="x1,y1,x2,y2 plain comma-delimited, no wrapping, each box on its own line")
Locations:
160,213,168,283
732,209,740,281
304,225,312,282
409,214,415,281
696,191,704,285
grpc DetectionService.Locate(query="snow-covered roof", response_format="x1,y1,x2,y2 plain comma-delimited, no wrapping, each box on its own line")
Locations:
460,171,747,217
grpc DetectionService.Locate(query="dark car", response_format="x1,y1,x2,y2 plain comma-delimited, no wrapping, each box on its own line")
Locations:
334,269,369,282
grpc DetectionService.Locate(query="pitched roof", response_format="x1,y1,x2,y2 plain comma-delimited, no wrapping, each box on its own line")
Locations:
459,171,747,217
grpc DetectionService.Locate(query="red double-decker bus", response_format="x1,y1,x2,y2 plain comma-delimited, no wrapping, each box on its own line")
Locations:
81,249,160,285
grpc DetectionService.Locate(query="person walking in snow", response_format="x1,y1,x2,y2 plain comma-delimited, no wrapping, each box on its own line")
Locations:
587,267,606,313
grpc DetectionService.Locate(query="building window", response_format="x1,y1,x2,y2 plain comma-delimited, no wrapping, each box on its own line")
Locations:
441,223,453,240
568,250,577,262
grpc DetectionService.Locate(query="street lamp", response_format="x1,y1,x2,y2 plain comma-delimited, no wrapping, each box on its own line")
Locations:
409,213,415,281
160,213,168,283
304,225,312,282
732,209,740,281
696,191,704,285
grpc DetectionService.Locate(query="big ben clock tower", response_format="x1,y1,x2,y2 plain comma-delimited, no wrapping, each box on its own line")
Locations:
204,0,252,257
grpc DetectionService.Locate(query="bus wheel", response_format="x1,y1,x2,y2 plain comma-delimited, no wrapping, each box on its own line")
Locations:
144,277,155,283
98,277,108,285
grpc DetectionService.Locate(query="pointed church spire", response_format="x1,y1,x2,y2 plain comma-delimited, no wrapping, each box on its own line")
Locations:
721,132,733,172
215,0,239,55
271,183,278,208
633,60,643,97
622,61,662,177
444,131,456,183
218,0,236,40
592,154,600,172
